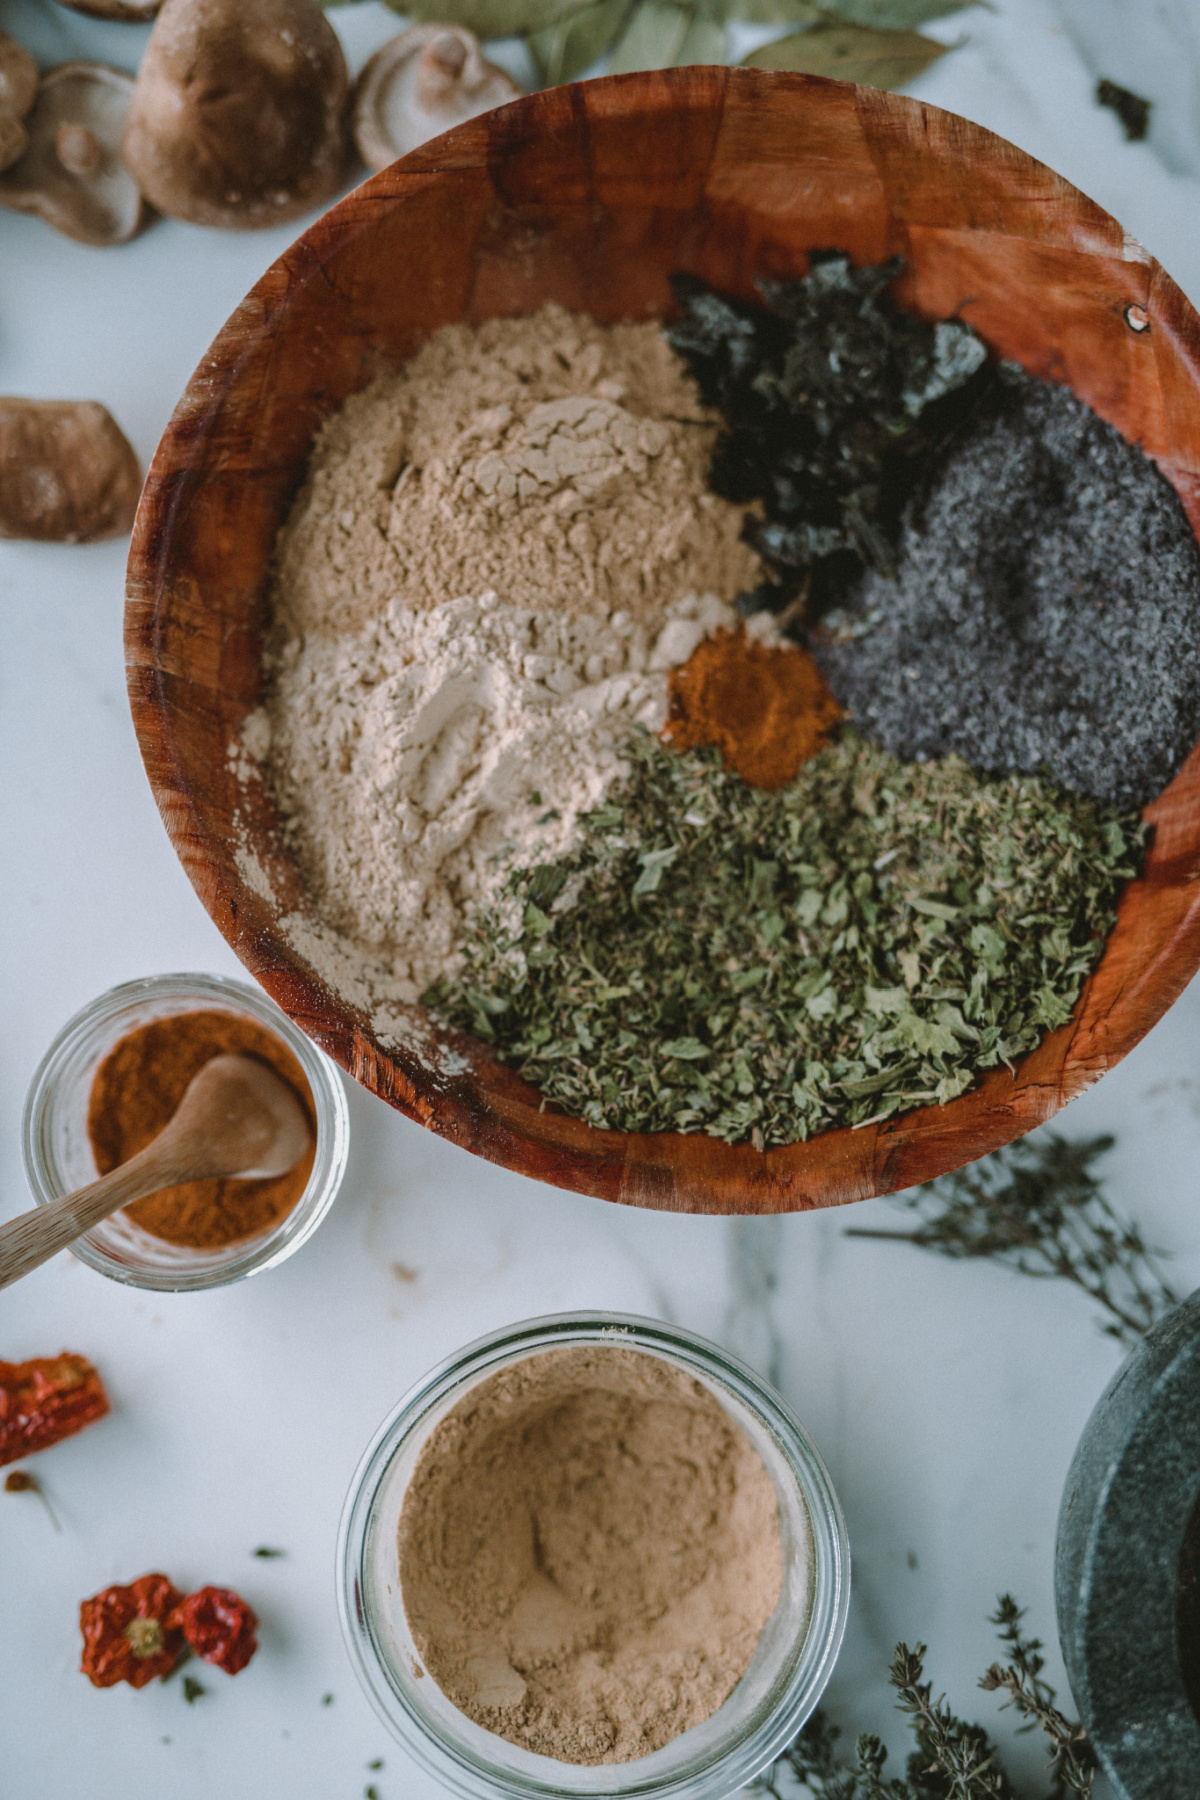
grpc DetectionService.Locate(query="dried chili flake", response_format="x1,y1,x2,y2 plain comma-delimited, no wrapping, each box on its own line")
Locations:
175,1586,258,1674
80,1573,186,1688
0,1353,109,1466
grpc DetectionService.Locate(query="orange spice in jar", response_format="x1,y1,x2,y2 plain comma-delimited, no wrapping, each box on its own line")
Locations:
663,628,842,788
86,1012,316,1249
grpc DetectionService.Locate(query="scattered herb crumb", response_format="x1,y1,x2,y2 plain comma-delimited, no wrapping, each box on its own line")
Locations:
1097,77,1151,141
322,1692,334,1706
368,1761,384,1771
253,1546,285,1558
907,1550,918,1571
4,1466,60,1526
429,733,1142,1146
182,1676,206,1705
366,1787,380,1800
848,1131,1178,1344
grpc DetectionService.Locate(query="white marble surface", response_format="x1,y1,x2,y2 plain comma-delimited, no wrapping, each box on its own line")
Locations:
2,3,1199,1793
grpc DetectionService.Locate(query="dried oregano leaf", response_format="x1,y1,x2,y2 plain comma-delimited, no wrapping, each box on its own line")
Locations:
741,22,946,86
427,732,1143,1148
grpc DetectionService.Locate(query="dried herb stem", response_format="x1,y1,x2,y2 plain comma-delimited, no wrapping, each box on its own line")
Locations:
979,1599,1097,1799
750,1598,1094,1799
848,1133,1177,1345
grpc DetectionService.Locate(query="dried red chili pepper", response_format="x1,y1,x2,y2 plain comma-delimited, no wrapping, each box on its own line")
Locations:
79,1573,186,1688
0,1353,109,1466
174,1586,258,1674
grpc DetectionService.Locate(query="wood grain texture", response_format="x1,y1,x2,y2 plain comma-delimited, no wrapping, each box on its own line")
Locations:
125,67,1200,1216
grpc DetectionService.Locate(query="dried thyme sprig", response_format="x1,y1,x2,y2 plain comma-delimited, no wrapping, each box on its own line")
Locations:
847,1133,1178,1346
980,1599,1097,1799
427,732,1143,1148
888,1641,1016,1798
750,1599,1093,1799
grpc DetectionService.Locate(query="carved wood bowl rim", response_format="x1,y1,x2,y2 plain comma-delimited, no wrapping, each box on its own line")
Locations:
125,66,1200,1217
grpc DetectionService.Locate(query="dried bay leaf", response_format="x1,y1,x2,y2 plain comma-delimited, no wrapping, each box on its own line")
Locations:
529,0,635,83
384,0,594,36
814,0,971,24
675,11,728,63
741,22,946,87
607,0,694,72
695,0,822,23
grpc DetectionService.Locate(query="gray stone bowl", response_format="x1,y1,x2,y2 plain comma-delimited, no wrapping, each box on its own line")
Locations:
1055,1286,1200,1797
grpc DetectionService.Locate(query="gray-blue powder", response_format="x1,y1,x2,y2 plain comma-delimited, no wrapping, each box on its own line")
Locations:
811,366,1200,810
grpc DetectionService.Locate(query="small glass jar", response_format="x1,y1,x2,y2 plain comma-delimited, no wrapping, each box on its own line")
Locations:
21,971,349,1292
338,1313,849,1800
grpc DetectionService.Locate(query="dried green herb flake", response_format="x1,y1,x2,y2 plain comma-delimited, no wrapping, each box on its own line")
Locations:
427,732,1142,1147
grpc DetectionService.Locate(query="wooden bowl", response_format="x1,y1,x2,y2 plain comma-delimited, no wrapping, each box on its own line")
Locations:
126,67,1200,1217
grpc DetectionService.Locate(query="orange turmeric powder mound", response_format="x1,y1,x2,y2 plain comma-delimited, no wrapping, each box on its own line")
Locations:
663,629,843,788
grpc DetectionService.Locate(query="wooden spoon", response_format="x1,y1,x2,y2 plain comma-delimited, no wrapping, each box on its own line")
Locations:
0,1054,312,1291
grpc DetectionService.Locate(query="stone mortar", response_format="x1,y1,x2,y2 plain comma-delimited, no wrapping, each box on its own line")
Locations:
1055,1285,1200,1796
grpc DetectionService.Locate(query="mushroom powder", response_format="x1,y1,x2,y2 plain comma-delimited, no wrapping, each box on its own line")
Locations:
397,1345,787,1763
252,305,765,1008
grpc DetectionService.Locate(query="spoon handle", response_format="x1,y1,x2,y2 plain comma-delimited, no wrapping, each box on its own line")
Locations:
0,1142,194,1292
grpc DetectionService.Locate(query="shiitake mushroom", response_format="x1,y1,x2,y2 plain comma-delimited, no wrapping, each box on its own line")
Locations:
0,63,150,246
0,399,141,542
55,1,161,19
353,26,520,170
121,0,351,231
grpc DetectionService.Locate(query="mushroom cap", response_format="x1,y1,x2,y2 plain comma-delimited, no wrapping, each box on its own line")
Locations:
0,398,141,542
121,0,351,231
0,62,150,246
353,25,521,171
0,33,39,175
54,1,161,18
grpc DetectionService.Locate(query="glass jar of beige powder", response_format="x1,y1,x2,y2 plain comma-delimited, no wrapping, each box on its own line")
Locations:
337,1313,849,1800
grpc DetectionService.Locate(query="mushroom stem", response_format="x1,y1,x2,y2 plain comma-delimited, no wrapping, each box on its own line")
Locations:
352,25,521,172
416,32,470,109
56,122,102,177
0,62,150,245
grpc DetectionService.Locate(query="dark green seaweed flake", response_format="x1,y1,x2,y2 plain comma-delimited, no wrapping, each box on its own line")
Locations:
426,733,1143,1148
666,255,992,606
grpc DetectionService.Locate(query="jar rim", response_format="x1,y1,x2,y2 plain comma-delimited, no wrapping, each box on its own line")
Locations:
337,1311,850,1800
21,971,349,1292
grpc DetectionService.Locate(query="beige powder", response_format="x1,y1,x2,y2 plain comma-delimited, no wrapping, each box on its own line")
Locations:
256,588,743,998
253,306,766,1011
269,305,759,641
397,1345,785,1765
